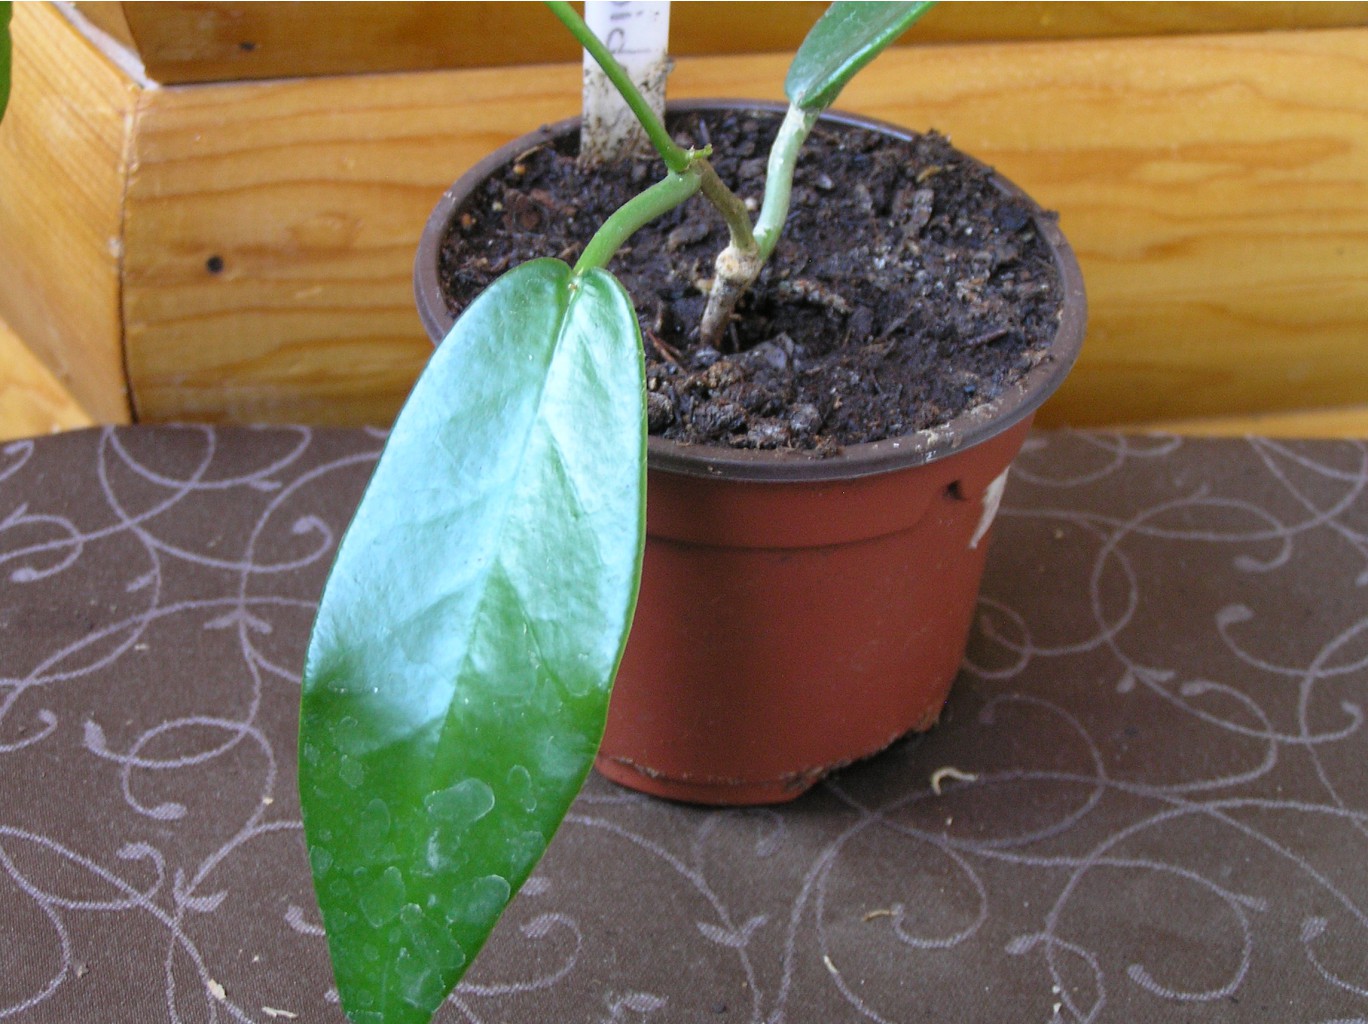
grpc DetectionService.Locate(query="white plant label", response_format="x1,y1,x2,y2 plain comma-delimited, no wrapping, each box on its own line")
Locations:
970,468,1010,550
581,1,671,164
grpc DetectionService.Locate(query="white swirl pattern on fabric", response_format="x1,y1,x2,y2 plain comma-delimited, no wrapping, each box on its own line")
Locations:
1,426,1365,1023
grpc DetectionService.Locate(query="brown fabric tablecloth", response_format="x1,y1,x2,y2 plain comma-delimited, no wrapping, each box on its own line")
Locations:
2,426,1366,1023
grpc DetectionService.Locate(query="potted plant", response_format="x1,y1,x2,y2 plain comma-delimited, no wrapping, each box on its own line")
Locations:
298,4,1085,1022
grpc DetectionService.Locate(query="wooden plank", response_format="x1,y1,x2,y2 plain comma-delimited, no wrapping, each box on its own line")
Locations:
0,315,96,442
70,0,137,53
850,28,1368,430
0,2,135,424
71,2,1368,84
122,27,1368,428
1140,405,1368,439
121,59,586,424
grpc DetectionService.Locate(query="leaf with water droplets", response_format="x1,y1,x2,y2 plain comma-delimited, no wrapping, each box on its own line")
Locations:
299,259,645,1024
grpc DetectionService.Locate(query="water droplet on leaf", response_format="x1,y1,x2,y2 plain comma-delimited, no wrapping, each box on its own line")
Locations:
424,778,495,831
442,874,510,925
309,846,333,876
358,866,406,927
338,756,365,788
506,764,536,812
400,903,465,971
358,798,391,856
393,947,446,1010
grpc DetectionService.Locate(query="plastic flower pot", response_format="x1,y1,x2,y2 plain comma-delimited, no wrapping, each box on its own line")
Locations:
414,101,1086,805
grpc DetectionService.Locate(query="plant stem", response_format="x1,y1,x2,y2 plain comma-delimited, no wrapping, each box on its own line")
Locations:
545,3,819,350
697,105,817,349
698,160,758,254
753,105,819,261
545,0,690,174
573,168,704,276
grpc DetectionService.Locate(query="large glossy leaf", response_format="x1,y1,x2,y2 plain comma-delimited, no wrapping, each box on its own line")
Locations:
299,258,646,1024
785,1,935,113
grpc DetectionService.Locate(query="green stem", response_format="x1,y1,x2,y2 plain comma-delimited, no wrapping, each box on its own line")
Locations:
698,160,758,255
695,106,815,348
545,0,690,174
573,168,704,276
753,105,819,261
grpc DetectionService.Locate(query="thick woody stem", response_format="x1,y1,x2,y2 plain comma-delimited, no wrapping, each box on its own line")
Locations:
699,244,764,351
699,106,815,349
694,159,761,350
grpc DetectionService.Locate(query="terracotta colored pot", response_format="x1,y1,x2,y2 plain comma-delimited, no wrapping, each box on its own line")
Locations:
415,101,1086,805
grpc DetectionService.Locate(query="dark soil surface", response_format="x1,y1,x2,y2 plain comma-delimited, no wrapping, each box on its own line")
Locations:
438,109,1065,453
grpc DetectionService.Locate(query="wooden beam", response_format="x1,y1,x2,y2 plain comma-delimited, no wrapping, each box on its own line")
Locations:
72,2,1368,85
121,27,1368,428
120,57,580,425
70,0,137,53
1140,405,1368,439
854,29,1367,430
0,1,136,424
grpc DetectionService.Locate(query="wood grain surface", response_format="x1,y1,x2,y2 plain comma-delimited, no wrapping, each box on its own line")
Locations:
0,315,95,442
830,29,1368,429
72,2,1368,84
119,61,567,424
0,2,135,424
1142,405,1368,439
120,26,1368,428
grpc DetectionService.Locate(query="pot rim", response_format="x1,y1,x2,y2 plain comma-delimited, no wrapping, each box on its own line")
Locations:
415,99,1086,483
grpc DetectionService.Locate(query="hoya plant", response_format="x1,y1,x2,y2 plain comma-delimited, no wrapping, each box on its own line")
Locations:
298,3,933,1022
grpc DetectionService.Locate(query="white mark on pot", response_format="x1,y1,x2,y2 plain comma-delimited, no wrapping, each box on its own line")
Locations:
970,468,1010,550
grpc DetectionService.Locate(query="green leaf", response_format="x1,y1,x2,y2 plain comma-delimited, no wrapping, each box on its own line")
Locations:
299,258,646,1024
1,2,13,126
785,1,935,113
